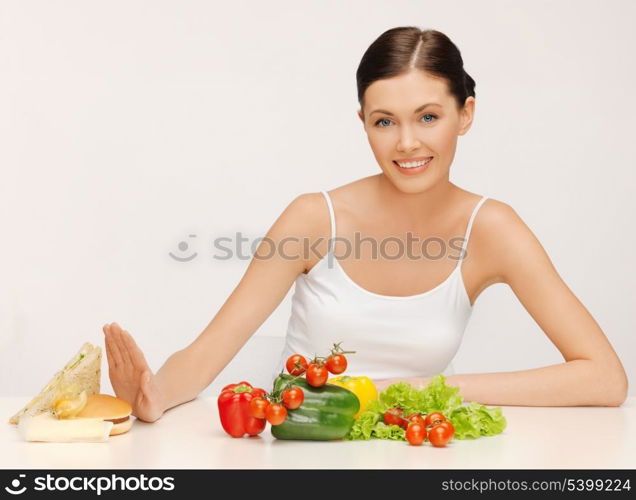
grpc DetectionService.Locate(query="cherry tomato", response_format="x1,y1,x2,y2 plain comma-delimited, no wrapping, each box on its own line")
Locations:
248,396,270,419
265,403,288,426
244,414,267,436
405,423,427,446
325,354,348,374
424,411,447,428
383,407,406,428
286,354,308,376
281,387,304,410
406,413,426,427
428,422,453,447
434,420,455,440
306,362,329,387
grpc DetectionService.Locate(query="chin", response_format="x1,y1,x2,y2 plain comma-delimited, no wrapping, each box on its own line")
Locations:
398,182,432,195
383,172,433,194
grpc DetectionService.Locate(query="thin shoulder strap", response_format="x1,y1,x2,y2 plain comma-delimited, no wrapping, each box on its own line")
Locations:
456,196,488,268
320,190,336,253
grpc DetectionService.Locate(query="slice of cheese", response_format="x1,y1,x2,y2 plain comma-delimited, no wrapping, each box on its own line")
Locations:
18,412,114,443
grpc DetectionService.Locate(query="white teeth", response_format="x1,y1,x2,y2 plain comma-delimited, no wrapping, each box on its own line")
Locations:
396,158,432,168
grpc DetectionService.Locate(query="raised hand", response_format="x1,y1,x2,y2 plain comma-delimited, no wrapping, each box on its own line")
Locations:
102,322,166,423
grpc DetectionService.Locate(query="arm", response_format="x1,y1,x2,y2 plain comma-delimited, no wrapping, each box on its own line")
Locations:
156,193,324,412
104,192,326,421
383,201,629,406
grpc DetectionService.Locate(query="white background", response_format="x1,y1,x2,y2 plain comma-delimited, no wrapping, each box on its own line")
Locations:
1,0,634,398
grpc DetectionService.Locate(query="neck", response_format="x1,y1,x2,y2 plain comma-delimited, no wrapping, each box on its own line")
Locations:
374,174,459,226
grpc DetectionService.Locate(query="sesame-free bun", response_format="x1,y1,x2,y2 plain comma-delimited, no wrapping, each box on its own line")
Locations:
109,416,133,436
76,394,133,435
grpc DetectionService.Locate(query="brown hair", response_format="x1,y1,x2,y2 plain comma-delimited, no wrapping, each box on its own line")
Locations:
356,27,476,116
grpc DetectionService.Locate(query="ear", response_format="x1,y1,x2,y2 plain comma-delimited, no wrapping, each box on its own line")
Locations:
458,97,475,136
357,109,365,123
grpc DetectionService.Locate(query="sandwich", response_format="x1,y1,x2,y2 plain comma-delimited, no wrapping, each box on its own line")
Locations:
9,342,102,425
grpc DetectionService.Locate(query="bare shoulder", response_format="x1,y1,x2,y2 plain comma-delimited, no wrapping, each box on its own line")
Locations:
271,192,327,243
283,192,331,237
471,196,547,285
474,197,519,230
275,192,332,271
283,192,324,217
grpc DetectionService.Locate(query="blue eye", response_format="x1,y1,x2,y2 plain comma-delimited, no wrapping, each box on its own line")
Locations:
373,114,438,127
374,117,392,127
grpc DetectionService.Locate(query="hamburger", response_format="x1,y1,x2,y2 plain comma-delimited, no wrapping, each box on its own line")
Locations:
76,394,133,435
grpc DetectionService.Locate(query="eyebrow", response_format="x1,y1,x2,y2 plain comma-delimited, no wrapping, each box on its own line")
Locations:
369,103,442,116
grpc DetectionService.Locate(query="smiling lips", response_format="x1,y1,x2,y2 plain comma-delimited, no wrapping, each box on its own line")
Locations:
393,156,433,174
394,156,434,166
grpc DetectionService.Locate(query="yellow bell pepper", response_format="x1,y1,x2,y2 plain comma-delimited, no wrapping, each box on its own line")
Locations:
327,375,378,419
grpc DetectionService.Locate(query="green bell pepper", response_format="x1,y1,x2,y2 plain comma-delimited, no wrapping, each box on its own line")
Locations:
271,374,360,441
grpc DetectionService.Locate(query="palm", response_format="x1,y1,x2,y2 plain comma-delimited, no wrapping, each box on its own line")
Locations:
102,323,164,423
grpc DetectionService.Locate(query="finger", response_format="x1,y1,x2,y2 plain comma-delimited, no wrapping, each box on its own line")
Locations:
105,323,125,368
136,384,145,406
104,328,118,370
121,330,150,371
140,371,151,397
116,329,134,368
136,386,147,419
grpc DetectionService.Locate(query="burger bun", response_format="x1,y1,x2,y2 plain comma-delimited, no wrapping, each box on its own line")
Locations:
75,394,133,436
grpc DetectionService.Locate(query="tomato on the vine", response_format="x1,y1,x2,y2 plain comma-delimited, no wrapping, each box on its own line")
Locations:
285,354,308,376
248,396,269,419
406,413,426,427
265,403,287,425
281,387,304,410
433,420,455,440
383,407,406,428
405,423,427,446
424,412,447,428
428,422,453,447
306,362,329,387
325,354,348,374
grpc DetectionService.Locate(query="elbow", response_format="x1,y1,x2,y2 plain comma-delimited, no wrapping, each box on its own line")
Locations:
602,366,629,407
583,358,629,407
603,391,627,408
609,379,628,407
606,392,627,408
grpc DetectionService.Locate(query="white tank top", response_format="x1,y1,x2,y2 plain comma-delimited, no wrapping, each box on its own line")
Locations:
271,190,489,382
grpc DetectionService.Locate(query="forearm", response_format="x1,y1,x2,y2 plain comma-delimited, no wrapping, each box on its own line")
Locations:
154,344,218,413
408,360,627,407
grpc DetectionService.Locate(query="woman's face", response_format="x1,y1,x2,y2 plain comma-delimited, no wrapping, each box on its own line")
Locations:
358,69,475,194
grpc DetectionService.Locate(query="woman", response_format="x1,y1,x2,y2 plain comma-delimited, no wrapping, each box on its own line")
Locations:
103,27,628,423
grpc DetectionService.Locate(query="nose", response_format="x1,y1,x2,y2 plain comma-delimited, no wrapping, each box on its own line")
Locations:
396,126,422,153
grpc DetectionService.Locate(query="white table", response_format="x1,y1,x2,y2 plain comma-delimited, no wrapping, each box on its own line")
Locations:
1,396,634,469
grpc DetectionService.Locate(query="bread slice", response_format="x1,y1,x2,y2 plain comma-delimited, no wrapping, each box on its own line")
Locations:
8,342,102,425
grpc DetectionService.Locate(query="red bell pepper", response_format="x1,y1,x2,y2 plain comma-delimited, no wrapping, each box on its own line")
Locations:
217,381,267,438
